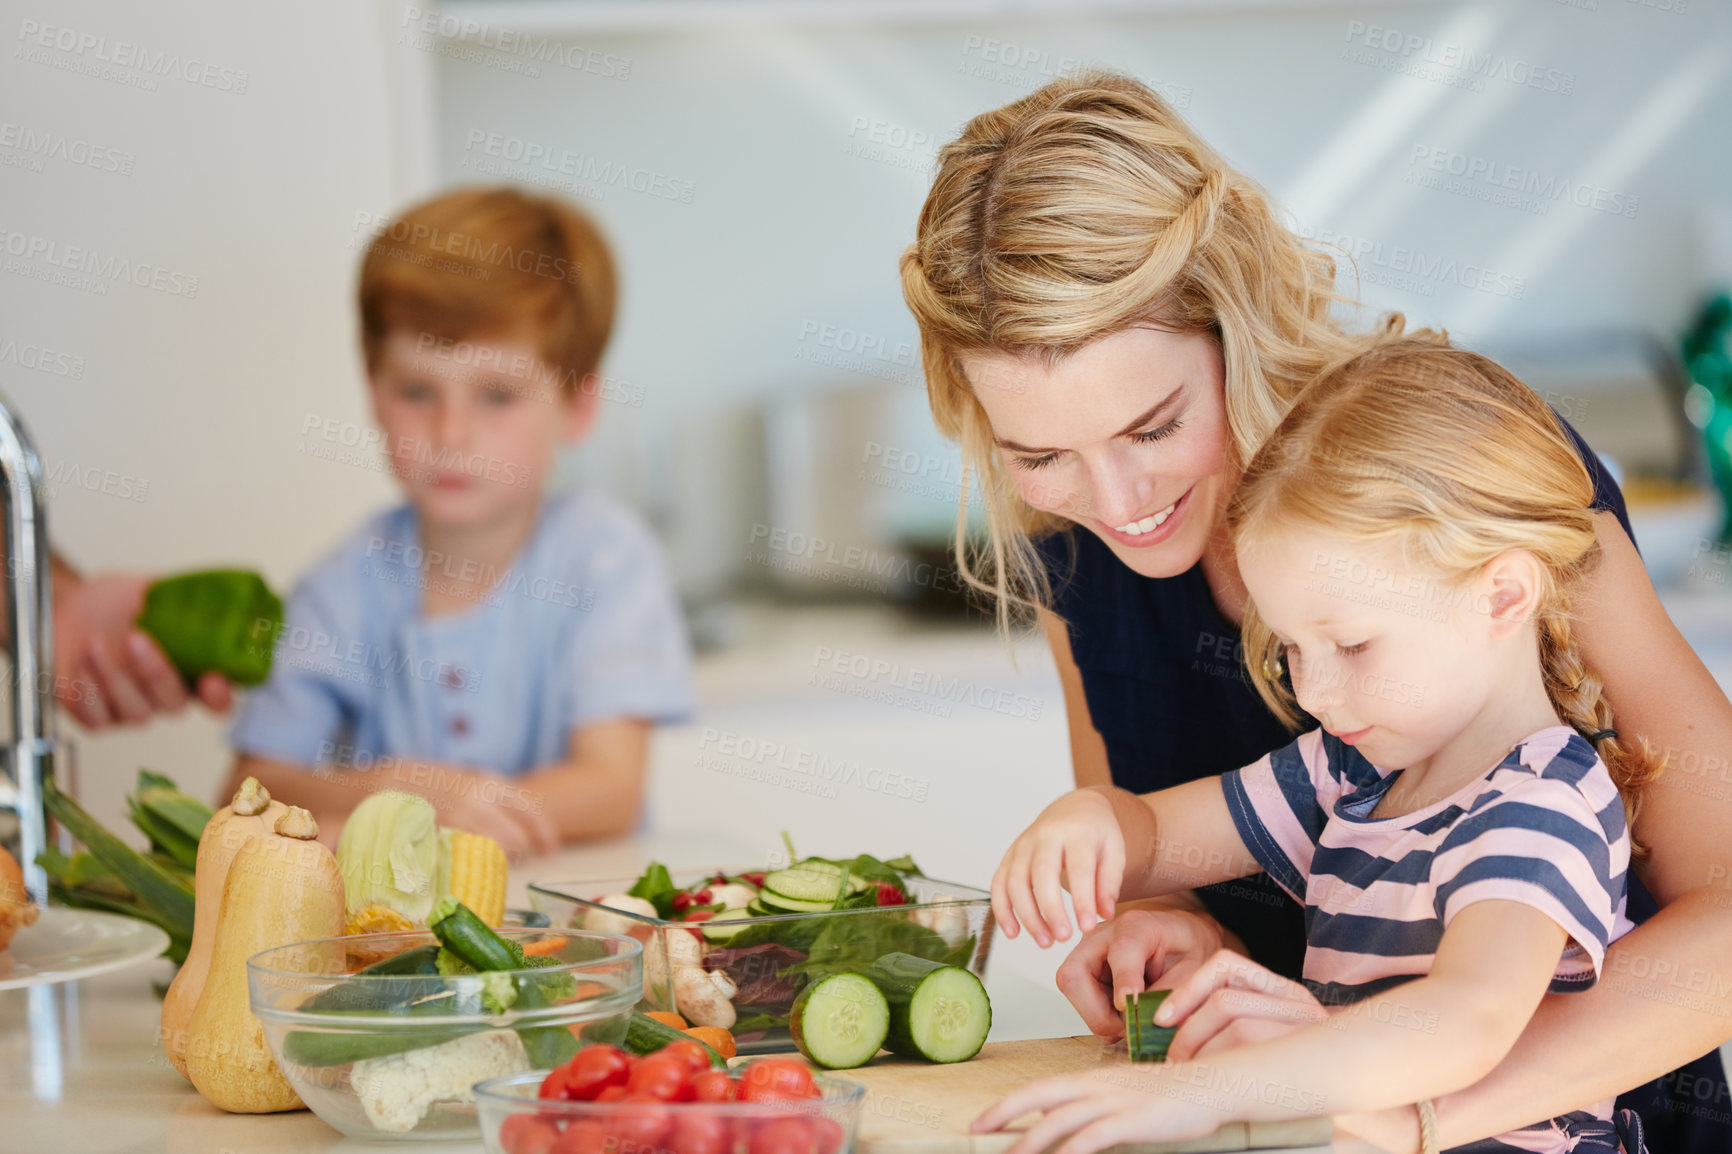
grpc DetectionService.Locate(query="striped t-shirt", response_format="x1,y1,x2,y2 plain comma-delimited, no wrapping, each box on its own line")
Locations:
1221,725,1635,1154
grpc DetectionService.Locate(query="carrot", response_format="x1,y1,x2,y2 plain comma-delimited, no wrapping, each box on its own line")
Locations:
521,935,570,957
645,1010,688,1030
683,1025,736,1059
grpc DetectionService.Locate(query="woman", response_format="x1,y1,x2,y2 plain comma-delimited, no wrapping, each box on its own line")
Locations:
900,71,1732,1153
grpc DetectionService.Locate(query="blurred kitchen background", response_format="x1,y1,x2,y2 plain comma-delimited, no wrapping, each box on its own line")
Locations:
4,0,1732,994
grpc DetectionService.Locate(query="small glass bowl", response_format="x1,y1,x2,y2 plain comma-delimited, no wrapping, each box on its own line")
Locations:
475,1068,867,1154
248,928,641,1140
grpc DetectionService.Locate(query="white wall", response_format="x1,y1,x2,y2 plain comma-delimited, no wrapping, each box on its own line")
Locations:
0,0,407,826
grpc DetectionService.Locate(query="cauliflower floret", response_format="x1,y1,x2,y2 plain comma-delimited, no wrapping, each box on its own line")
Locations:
350,1030,528,1134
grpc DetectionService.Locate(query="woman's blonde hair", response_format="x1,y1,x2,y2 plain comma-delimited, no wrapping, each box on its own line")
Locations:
900,70,1386,631
1228,336,1664,846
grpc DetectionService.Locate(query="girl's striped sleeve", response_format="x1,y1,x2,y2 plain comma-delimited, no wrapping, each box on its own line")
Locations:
1221,729,1335,902
1431,754,1628,990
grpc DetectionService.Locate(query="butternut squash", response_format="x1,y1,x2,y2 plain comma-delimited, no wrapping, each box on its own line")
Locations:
184,806,344,1113
161,776,287,1079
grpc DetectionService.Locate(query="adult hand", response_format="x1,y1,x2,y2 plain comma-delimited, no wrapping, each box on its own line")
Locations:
1055,908,1235,1036
1155,948,1327,1061
54,572,234,728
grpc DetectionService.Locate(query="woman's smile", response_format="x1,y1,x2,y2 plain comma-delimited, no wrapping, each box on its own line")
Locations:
1098,487,1192,547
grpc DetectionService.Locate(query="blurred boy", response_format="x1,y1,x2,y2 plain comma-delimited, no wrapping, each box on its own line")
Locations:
224,188,692,858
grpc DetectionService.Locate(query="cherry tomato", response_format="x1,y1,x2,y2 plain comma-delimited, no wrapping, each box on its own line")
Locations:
812,1117,845,1154
565,1044,633,1101
538,1066,576,1101
669,1111,732,1154
551,1119,610,1154
739,1058,820,1102
609,1094,673,1149
658,1040,714,1075
628,1053,696,1102
750,1117,815,1154
691,1070,738,1103
673,891,694,913
595,1085,630,1103
743,872,767,887
682,909,716,924
502,1114,561,1154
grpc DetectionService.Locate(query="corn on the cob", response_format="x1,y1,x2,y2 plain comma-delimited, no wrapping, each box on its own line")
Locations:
345,903,418,936
437,830,507,927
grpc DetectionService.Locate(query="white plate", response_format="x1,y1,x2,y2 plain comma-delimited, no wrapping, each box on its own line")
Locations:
0,906,170,990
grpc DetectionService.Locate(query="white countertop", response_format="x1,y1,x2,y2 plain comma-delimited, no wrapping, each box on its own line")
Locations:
0,831,1378,1154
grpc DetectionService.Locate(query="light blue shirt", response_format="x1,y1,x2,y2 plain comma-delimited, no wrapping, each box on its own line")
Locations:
232,490,693,777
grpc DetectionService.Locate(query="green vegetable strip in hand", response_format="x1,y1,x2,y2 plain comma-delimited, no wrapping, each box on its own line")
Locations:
135,569,283,687
1124,990,1176,1063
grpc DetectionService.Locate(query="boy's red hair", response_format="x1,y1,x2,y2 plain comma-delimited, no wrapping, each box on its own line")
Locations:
358,186,617,388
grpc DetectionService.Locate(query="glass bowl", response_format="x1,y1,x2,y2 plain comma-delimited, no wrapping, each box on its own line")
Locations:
530,870,993,1055
476,1067,867,1154
248,928,641,1140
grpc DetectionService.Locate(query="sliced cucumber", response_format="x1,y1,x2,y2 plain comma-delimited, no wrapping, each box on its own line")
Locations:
699,909,756,942
869,952,991,1063
763,864,848,903
756,889,843,913
789,971,889,1069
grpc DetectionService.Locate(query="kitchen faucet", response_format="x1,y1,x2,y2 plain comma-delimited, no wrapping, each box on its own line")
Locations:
0,389,56,907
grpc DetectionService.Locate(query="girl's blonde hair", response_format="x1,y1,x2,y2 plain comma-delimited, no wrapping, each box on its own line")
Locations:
900,70,1386,631
1228,336,1664,846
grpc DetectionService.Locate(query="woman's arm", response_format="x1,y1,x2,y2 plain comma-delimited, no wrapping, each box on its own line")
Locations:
1041,608,1114,789
1339,511,1732,1152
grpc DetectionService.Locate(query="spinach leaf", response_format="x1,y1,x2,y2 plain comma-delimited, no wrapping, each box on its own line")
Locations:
628,861,680,919
787,911,950,981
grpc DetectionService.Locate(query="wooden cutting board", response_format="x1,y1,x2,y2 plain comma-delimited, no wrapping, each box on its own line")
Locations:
846,1037,1334,1154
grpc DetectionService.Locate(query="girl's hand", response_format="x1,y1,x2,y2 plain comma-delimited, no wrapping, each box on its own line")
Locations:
1055,909,1235,1036
992,788,1124,947
971,1066,1225,1154
1155,949,1328,1061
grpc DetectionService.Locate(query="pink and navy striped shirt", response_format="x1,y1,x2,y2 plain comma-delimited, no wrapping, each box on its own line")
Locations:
1222,725,1634,1153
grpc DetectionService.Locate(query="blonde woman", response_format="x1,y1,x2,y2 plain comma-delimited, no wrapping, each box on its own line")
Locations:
901,72,1732,1153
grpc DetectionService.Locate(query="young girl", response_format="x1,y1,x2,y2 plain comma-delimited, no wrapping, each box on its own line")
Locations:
976,337,1660,1154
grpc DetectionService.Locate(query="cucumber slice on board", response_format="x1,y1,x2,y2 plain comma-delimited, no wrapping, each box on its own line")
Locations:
868,952,991,1063
1124,989,1176,1062
789,971,890,1069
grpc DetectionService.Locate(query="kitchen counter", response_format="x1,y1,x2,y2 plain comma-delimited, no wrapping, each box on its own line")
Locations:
0,830,1379,1154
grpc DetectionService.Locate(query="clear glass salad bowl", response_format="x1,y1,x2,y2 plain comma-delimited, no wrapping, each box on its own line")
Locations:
248,927,641,1140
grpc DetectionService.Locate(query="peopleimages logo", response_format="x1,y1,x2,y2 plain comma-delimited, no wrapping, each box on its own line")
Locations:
1301,225,1525,300
1342,20,1575,95
15,19,250,93
1407,145,1639,219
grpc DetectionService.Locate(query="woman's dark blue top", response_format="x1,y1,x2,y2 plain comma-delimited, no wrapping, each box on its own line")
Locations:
1035,416,1729,1151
